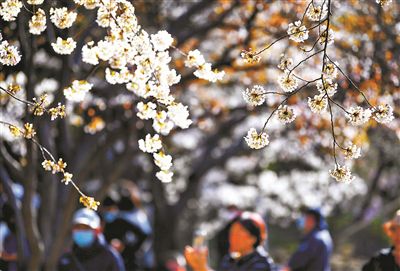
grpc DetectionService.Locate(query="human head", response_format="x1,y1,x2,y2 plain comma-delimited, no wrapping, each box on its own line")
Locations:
117,188,136,211
72,208,101,248
298,207,327,234
384,209,400,245
101,195,119,223
229,212,267,256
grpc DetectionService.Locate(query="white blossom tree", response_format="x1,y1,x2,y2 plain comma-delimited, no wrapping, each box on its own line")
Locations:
0,0,399,269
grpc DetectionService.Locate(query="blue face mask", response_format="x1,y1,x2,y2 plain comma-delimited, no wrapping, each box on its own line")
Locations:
73,230,96,248
103,211,118,223
296,217,305,230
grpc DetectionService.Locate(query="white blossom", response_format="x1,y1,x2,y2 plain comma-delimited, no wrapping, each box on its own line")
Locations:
287,21,309,43
138,134,162,153
329,164,355,182
244,128,269,149
153,152,172,171
50,7,77,29
29,9,47,35
277,105,296,124
63,80,93,102
308,94,328,113
0,41,21,66
342,143,361,160
185,49,205,68
52,37,76,55
306,5,327,21
372,104,394,124
317,78,337,97
167,103,192,129
156,170,173,183
346,106,372,126
0,0,22,21
242,85,266,106
278,72,298,93
137,102,157,120
82,42,99,65
151,30,174,52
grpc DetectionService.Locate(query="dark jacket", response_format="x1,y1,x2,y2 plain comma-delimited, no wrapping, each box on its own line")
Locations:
58,239,125,271
104,217,149,270
218,247,274,271
362,247,400,271
288,229,333,271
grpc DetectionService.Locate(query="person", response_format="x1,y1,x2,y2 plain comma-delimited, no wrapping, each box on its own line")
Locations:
0,204,18,271
362,209,400,270
283,207,333,271
58,208,125,271
185,211,275,271
103,189,150,270
215,205,242,262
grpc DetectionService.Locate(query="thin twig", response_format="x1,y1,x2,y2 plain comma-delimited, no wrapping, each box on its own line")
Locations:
326,55,373,108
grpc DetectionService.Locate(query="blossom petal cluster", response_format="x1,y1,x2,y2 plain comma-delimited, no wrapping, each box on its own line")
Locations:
277,105,296,124
244,128,269,149
0,0,22,21
372,104,394,124
278,72,298,93
0,40,21,66
240,49,261,64
50,7,77,29
342,143,361,160
64,80,93,102
52,37,77,55
29,9,47,35
345,106,371,126
287,21,309,43
185,49,225,82
138,134,162,153
317,78,337,97
306,5,327,21
329,164,355,183
308,94,328,113
242,85,266,106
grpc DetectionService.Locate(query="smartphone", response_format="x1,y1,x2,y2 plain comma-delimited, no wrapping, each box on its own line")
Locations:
192,229,207,250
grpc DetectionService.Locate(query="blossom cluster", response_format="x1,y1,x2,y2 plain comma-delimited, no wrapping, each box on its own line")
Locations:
64,80,93,102
67,0,223,182
185,49,225,82
0,0,22,21
329,164,355,183
239,2,396,186
0,40,21,66
244,128,269,150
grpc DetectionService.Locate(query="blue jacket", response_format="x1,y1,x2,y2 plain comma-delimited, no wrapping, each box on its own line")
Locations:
288,229,333,271
219,246,275,271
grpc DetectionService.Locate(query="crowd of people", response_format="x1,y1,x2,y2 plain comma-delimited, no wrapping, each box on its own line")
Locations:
1,181,400,270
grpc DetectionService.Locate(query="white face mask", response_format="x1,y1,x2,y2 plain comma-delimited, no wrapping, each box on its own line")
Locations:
219,210,239,222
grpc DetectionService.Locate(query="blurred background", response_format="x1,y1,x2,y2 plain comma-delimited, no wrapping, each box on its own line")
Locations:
0,0,399,270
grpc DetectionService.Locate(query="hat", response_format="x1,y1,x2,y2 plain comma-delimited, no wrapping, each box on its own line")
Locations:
383,209,400,238
72,208,101,229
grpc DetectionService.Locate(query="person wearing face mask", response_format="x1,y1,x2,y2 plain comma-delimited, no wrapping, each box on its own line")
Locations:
58,208,125,271
362,209,400,271
282,207,333,271
102,189,150,270
185,211,275,271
